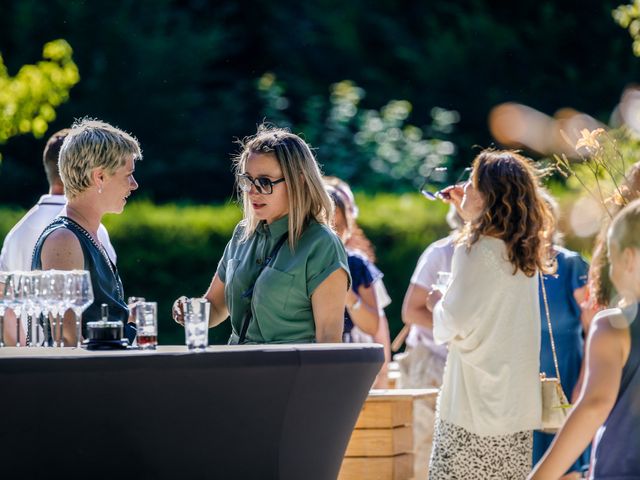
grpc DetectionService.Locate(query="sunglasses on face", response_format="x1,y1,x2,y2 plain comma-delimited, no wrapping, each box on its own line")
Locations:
237,174,286,195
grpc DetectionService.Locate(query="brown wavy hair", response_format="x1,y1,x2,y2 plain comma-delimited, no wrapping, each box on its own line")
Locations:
461,149,554,277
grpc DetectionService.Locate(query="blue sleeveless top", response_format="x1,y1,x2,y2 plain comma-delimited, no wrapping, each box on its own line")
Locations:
32,216,135,343
591,304,640,478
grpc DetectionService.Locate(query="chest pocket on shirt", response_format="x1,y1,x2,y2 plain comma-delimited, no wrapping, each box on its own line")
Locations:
253,266,294,317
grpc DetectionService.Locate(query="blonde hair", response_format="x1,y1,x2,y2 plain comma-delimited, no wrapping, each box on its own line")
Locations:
59,118,142,199
537,187,564,246
234,125,333,247
609,198,640,252
325,178,377,262
590,161,640,306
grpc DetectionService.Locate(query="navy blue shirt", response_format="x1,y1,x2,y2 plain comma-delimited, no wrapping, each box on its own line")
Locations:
343,250,383,334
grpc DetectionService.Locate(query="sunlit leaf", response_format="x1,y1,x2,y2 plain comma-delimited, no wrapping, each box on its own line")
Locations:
0,39,79,151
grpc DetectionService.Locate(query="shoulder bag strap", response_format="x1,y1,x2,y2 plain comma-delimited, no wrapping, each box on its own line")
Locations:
238,233,288,344
540,271,562,382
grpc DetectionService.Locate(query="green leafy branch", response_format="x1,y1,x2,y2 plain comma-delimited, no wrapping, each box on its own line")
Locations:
0,39,80,158
614,1,640,56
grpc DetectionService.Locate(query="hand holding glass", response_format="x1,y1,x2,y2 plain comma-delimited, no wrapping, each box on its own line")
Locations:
433,271,452,294
420,167,471,201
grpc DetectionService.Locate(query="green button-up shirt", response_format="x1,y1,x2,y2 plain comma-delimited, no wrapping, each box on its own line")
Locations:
217,215,350,344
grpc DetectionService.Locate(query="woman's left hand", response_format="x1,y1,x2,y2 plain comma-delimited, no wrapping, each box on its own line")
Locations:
172,296,188,325
425,288,442,312
346,290,359,308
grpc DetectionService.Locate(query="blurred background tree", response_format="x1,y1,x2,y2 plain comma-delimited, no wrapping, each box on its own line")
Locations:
0,39,78,159
0,0,638,205
258,74,459,190
614,0,640,56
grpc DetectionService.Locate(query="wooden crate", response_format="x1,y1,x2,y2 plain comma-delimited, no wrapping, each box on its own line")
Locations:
340,454,414,480
345,425,412,457
338,389,438,480
354,393,413,429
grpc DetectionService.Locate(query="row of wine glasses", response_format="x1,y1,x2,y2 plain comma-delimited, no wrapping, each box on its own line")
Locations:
0,270,94,347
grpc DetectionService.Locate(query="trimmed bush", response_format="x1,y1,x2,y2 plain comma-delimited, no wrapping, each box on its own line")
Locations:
0,191,592,345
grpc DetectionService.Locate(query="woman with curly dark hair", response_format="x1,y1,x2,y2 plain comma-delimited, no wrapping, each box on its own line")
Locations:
425,149,554,479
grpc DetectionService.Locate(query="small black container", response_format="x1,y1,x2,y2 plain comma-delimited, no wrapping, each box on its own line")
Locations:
82,304,129,350
86,320,124,341
83,320,128,350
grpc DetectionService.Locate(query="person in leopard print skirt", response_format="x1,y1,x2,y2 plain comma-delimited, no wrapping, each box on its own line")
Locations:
426,149,554,479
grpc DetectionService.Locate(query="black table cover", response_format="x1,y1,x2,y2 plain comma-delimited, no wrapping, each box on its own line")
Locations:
0,344,383,480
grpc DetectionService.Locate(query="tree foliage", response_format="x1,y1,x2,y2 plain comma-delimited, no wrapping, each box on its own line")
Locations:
614,1,640,55
0,39,78,157
0,0,637,205
258,74,459,189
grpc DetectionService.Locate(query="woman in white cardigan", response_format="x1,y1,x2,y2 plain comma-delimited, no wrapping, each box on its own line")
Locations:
426,149,554,479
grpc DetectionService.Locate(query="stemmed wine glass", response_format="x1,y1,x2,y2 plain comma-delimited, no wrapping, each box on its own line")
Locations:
0,271,10,347
420,167,472,201
4,272,25,347
39,271,59,347
20,272,43,347
41,271,72,347
68,271,94,348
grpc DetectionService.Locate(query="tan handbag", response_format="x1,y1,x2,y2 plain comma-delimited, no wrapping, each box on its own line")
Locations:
539,272,572,433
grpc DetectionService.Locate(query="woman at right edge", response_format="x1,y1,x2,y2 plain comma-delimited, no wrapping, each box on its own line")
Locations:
426,149,554,479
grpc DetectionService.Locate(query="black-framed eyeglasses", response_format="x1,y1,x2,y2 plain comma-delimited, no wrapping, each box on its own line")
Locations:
420,167,472,201
237,174,285,195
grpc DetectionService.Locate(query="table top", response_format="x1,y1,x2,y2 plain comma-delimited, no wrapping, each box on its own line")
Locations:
0,342,384,359
367,388,440,400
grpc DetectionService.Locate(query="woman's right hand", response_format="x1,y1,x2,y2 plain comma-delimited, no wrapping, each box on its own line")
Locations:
439,184,464,208
425,288,442,312
172,296,188,325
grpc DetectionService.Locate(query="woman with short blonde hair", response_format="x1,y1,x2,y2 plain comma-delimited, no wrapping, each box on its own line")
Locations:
59,119,141,199
32,118,142,345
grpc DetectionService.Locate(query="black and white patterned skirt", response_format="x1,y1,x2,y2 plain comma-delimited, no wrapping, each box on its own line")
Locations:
428,416,533,479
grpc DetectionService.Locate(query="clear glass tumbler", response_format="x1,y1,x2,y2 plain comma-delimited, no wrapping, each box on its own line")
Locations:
135,301,158,350
184,298,210,351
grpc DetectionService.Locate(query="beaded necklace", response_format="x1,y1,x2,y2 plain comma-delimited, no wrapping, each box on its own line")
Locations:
61,216,123,301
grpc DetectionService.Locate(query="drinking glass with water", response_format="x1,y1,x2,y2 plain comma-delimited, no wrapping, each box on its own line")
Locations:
183,298,210,351
433,271,452,294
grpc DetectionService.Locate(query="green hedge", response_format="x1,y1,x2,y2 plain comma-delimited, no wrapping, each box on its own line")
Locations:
0,191,591,345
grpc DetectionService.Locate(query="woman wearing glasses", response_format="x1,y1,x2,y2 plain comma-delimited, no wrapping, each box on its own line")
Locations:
173,125,350,344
